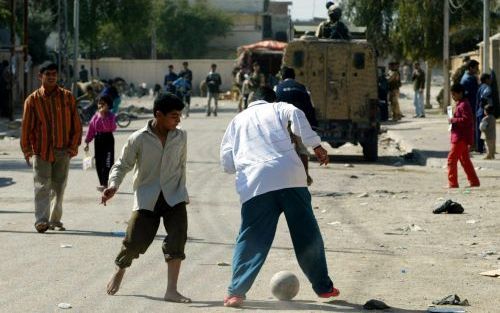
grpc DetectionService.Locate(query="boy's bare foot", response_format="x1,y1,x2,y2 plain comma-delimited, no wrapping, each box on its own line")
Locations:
164,290,191,303
107,268,126,295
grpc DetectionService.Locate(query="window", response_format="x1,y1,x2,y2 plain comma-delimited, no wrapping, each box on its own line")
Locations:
293,51,304,67
353,53,365,69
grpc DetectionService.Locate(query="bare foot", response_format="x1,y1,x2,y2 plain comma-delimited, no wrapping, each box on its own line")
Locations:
164,290,191,303
107,268,126,295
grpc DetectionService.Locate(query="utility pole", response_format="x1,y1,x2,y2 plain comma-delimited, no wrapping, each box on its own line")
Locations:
23,0,29,100
483,0,490,73
58,0,62,79
9,0,16,121
73,0,79,94
443,0,450,113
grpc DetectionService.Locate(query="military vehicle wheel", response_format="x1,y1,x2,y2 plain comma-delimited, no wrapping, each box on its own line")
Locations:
362,130,378,162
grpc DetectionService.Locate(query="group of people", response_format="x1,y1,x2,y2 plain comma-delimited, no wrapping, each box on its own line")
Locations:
20,61,339,307
446,58,497,188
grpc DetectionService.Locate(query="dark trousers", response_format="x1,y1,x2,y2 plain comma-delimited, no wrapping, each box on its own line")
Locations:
115,193,188,268
94,132,114,187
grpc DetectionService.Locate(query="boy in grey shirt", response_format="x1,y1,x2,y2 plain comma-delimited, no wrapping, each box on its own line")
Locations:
101,93,191,303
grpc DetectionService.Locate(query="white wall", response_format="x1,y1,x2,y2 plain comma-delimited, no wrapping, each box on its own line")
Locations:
79,59,237,95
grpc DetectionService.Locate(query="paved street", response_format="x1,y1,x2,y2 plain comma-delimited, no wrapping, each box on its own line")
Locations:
0,93,499,313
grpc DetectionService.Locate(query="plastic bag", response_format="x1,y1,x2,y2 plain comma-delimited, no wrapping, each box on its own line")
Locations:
83,152,93,170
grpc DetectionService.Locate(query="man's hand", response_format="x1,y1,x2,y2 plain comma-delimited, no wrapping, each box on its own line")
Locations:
101,187,117,206
313,146,329,166
24,155,31,167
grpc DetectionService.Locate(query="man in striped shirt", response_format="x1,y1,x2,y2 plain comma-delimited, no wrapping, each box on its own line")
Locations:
21,62,82,233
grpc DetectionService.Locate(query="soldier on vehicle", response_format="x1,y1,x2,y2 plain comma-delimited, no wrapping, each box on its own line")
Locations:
315,4,350,40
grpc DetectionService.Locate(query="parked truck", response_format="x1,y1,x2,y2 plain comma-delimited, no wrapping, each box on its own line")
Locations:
282,38,380,161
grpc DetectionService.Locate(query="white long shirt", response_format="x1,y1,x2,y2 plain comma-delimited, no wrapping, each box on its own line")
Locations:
108,121,189,211
220,100,321,204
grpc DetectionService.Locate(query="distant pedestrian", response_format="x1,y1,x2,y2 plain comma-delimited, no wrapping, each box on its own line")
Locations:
447,83,480,188
79,65,89,82
102,93,191,303
475,73,493,154
0,60,12,119
479,105,496,160
220,87,339,307
20,62,83,233
451,56,470,85
178,61,193,109
205,63,222,116
460,59,480,150
412,62,425,118
164,65,178,93
84,95,117,191
387,62,403,121
275,67,318,185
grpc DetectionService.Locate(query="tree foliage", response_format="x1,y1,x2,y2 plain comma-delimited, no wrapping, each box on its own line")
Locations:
156,0,232,58
347,0,500,60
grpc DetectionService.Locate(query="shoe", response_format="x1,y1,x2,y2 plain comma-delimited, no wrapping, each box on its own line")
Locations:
433,199,453,214
318,287,340,299
419,115,426,118
214,111,218,117
35,222,49,233
206,112,211,117
48,222,66,231
223,295,244,307
413,115,419,118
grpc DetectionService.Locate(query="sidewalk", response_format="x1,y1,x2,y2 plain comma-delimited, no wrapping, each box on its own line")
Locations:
385,85,500,170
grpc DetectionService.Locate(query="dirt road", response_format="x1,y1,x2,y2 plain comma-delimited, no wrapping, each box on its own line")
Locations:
0,101,499,312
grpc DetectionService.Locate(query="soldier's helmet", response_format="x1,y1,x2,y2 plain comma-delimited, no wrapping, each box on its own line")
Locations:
328,4,342,21
326,1,335,9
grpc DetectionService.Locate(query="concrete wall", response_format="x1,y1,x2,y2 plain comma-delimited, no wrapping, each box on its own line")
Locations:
79,59,237,95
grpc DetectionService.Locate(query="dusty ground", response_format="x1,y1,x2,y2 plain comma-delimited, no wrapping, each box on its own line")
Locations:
0,97,499,313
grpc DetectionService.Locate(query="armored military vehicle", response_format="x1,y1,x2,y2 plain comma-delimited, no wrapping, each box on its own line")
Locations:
282,38,380,161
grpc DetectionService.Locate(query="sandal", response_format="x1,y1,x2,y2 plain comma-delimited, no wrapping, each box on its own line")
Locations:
223,295,244,307
35,222,49,233
49,222,66,231
318,287,340,299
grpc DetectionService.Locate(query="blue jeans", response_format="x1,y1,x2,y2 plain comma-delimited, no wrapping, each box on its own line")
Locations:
228,187,334,297
413,90,424,116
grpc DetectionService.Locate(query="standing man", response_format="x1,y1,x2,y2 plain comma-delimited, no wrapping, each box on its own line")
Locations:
20,62,82,233
412,62,426,118
178,61,193,108
79,65,89,82
205,63,222,116
460,59,480,150
387,62,403,121
275,67,318,185
164,65,178,93
475,73,493,154
220,87,339,308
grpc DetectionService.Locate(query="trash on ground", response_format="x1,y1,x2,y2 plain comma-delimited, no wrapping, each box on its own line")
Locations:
350,175,358,179
363,299,390,310
433,200,464,214
57,303,72,309
479,250,497,257
432,294,469,306
60,244,73,248
327,221,341,226
320,209,327,213
427,307,465,313
217,262,230,266
344,163,354,168
465,220,477,224
313,206,319,210
357,192,369,198
479,269,500,277
396,224,425,233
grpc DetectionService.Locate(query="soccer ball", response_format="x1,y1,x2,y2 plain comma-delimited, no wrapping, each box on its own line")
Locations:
270,271,300,300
